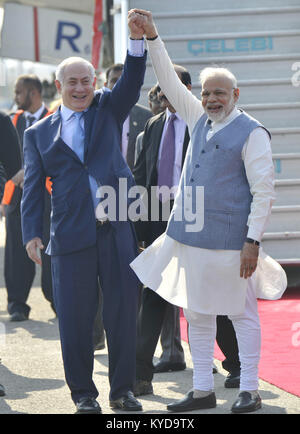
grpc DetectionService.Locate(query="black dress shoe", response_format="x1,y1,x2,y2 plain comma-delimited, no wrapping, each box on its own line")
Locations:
110,391,143,411
133,380,153,397
231,391,262,414
224,370,240,388
75,397,102,414
0,384,5,397
167,391,217,412
154,361,186,373
10,312,28,322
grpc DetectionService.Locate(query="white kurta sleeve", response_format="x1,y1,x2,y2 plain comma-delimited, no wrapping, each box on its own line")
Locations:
147,37,203,132
242,127,276,241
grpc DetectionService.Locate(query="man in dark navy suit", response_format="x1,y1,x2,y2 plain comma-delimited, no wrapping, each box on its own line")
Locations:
21,13,147,414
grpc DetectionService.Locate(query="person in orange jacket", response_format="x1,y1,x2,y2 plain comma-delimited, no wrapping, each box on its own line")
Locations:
2,75,55,321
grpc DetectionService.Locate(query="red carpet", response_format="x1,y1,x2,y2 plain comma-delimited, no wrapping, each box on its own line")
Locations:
180,288,300,397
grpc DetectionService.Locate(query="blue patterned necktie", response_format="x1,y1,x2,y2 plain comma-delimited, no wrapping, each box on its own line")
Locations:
72,112,85,162
157,113,176,192
72,111,99,211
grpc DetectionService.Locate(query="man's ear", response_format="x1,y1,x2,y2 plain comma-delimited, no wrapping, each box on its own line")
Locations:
93,77,97,88
233,87,240,102
55,79,62,94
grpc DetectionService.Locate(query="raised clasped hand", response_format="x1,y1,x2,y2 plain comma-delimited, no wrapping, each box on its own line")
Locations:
128,9,158,40
128,9,146,39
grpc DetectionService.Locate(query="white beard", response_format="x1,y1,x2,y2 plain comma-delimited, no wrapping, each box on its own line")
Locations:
206,95,235,123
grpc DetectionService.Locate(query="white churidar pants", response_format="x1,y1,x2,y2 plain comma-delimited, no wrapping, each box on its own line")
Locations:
184,278,261,392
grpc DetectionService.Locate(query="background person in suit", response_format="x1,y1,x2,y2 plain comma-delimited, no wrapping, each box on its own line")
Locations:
134,83,165,165
104,63,152,170
2,75,54,321
133,65,191,396
134,82,189,378
21,14,147,414
0,110,22,397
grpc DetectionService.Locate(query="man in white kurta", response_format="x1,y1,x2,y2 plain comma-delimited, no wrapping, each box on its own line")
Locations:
129,10,277,413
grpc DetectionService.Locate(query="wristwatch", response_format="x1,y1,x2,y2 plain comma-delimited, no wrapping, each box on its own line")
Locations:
245,237,260,246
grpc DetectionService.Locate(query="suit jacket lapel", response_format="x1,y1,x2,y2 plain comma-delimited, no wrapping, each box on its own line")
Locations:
50,109,81,162
181,127,190,168
86,90,107,162
83,104,96,160
151,112,166,168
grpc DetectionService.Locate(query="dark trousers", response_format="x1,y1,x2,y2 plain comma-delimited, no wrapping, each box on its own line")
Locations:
92,284,105,348
159,303,184,363
135,212,185,369
136,289,173,381
5,191,54,316
51,221,141,403
216,315,241,373
136,289,240,382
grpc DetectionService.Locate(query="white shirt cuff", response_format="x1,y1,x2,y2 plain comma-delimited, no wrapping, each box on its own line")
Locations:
128,38,145,57
247,227,263,242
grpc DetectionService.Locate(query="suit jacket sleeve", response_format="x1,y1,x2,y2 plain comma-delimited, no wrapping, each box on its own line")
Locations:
21,128,46,245
108,50,147,124
0,112,22,179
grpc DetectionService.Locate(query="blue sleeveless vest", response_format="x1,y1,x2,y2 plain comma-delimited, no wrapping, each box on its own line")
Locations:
166,110,270,250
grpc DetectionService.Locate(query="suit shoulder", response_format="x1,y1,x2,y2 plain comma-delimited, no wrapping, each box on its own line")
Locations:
0,110,10,122
94,88,110,103
0,111,18,131
146,111,165,127
131,104,152,122
133,103,152,115
26,112,54,133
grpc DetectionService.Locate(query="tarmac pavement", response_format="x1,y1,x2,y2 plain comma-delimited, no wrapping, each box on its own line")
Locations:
0,219,300,416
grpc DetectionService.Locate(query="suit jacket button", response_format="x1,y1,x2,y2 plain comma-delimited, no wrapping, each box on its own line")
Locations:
195,164,200,168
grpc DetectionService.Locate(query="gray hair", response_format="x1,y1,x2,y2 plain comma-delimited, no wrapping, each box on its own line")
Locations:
199,67,238,88
55,57,95,83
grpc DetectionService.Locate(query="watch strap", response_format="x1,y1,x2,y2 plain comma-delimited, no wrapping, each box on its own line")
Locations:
245,237,260,246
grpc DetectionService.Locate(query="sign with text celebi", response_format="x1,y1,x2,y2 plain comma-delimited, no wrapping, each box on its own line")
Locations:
0,2,93,64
